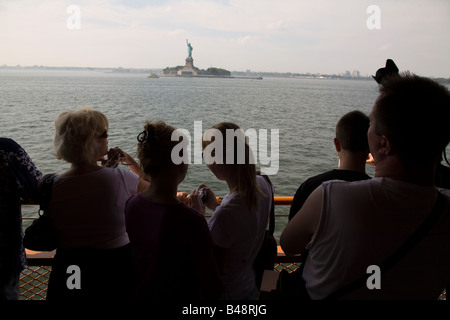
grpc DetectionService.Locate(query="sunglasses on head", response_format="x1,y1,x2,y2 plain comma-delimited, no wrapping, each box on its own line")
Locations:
137,130,148,143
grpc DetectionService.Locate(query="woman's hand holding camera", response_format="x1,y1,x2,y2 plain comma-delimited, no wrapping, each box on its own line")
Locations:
182,185,221,216
102,147,140,171
101,148,122,168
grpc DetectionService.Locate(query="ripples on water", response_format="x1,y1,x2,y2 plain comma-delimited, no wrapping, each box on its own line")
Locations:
0,70,392,237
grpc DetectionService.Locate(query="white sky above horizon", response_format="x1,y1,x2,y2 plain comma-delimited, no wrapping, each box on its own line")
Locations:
0,0,449,77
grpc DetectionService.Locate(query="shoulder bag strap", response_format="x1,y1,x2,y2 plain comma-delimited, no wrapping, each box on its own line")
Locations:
258,173,275,235
38,173,57,214
325,191,446,300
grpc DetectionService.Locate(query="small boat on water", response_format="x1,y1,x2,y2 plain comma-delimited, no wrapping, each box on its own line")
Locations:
147,73,159,78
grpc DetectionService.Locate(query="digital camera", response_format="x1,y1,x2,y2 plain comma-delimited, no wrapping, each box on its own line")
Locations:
198,188,208,204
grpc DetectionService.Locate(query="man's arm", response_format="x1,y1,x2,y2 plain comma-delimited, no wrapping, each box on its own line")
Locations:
280,186,323,255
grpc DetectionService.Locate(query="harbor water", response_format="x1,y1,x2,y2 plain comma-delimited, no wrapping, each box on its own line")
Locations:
1,70,447,241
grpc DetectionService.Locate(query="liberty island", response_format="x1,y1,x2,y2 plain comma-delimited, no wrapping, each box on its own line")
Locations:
161,40,261,79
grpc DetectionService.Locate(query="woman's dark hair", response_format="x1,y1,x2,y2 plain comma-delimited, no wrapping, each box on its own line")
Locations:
137,121,187,177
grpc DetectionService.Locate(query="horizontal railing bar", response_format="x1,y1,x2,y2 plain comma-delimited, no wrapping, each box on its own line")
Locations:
25,247,302,266
22,196,294,206
216,196,293,206
22,196,294,219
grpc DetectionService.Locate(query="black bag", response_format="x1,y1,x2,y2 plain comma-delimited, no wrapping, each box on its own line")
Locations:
253,174,277,289
23,173,58,251
274,250,311,300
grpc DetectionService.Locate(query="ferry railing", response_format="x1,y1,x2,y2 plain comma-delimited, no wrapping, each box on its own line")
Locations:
19,197,448,300
19,197,303,300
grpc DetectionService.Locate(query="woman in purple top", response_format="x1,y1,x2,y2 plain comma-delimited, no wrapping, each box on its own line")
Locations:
125,121,223,300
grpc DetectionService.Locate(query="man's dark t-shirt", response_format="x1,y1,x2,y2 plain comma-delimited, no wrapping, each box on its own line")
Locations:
289,169,371,220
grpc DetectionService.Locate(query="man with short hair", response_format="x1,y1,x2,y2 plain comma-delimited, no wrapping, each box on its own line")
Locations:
289,110,371,220
281,73,450,300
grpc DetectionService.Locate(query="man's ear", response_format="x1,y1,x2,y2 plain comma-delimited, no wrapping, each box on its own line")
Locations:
334,138,341,152
379,134,393,155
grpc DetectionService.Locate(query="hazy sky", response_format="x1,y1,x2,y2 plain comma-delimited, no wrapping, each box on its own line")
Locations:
1,0,449,77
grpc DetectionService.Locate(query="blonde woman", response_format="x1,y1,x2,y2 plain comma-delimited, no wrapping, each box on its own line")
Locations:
125,121,223,300
47,107,148,300
192,122,273,300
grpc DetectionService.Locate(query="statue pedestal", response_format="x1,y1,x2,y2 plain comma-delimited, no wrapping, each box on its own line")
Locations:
177,58,198,76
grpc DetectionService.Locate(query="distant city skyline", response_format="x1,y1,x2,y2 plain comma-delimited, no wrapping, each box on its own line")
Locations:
0,64,375,79
1,0,449,78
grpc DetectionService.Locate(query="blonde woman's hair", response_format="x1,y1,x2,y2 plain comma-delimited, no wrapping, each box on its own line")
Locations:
202,122,265,210
137,121,188,177
53,107,108,164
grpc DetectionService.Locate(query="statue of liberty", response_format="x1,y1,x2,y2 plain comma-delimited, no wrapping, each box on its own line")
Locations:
186,39,193,59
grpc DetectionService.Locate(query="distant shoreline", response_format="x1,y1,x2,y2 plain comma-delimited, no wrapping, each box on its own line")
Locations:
1,65,449,83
